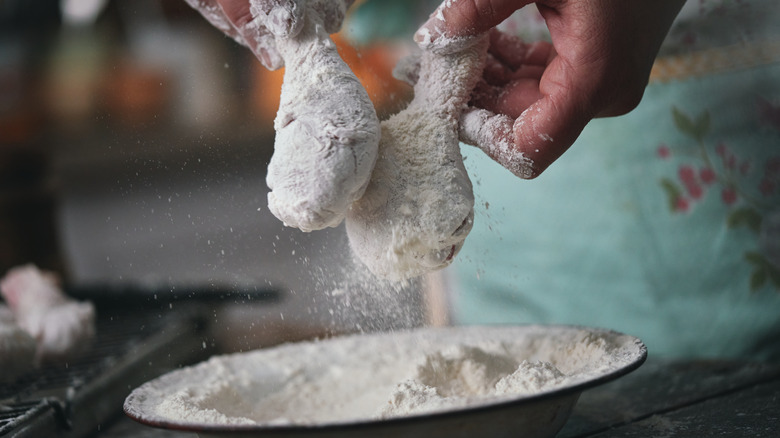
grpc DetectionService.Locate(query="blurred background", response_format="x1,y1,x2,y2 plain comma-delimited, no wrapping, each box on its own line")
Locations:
0,0,444,347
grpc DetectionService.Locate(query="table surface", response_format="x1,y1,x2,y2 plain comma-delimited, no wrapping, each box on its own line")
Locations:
104,358,780,438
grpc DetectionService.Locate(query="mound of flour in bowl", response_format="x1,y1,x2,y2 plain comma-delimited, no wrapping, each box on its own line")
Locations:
377,345,567,418
129,326,643,426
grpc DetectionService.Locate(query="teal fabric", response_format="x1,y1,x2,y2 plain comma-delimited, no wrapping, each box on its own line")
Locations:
345,0,440,46
451,63,780,361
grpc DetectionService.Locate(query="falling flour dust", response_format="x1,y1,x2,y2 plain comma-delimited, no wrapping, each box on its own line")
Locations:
127,326,643,426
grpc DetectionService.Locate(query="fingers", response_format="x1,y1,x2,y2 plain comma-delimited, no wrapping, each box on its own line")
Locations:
471,77,543,118
511,93,590,178
466,52,591,179
487,28,530,70
184,0,245,43
462,94,588,179
213,0,292,69
241,0,304,37
186,0,282,69
415,0,533,51
476,33,551,117
459,108,535,179
490,37,554,72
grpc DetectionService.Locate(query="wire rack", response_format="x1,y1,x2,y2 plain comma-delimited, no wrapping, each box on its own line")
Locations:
0,303,212,437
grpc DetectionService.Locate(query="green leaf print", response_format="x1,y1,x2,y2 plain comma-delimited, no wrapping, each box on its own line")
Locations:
745,251,766,266
769,264,780,289
672,107,710,142
745,251,780,291
660,178,683,211
727,207,763,233
750,268,767,291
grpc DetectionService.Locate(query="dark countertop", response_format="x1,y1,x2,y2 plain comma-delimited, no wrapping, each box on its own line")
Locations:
560,358,780,437
105,358,780,438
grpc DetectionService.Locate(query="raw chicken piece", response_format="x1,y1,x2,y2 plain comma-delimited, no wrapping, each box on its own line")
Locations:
265,0,380,232
345,35,489,280
1,264,95,362
0,305,36,383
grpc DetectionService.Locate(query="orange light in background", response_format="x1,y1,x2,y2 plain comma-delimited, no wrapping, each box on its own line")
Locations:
333,33,410,114
250,33,411,124
250,61,284,125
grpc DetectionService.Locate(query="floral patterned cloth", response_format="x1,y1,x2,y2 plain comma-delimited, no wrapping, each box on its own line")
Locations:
452,59,780,360
497,0,780,56
345,0,780,360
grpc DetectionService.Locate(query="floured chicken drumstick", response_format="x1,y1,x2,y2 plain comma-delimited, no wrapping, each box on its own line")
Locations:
1,264,95,362
268,0,380,231
0,305,36,383
393,34,535,180
345,35,489,281
186,0,380,231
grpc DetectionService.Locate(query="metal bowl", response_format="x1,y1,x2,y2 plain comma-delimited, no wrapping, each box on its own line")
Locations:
124,325,646,438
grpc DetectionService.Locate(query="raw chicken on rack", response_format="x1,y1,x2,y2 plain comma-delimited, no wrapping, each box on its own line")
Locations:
186,0,380,232
0,305,36,383
0,264,95,363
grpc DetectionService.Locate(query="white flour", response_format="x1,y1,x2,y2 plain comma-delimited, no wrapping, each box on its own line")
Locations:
0,264,95,363
127,326,644,426
263,0,380,232
377,345,566,418
344,34,489,281
414,0,536,180
459,108,535,179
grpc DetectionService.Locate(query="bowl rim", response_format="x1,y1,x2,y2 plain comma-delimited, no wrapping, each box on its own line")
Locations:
124,323,648,434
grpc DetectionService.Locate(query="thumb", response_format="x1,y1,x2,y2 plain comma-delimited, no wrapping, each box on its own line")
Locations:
458,92,588,180
512,92,590,178
415,0,532,51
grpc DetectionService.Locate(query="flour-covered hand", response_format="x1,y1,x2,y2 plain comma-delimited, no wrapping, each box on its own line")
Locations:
187,0,380,232
185,0,354,69
417,0,686,178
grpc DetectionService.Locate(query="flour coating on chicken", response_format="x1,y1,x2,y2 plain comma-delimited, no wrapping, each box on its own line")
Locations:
0,264,95,362
265,0,380,232
345,36,489,280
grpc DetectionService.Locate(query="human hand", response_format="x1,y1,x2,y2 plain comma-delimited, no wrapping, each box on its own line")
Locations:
416,0,686,178
184,0,354,70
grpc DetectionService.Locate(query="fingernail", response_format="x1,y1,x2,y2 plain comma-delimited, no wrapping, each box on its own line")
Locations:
414,17,440,46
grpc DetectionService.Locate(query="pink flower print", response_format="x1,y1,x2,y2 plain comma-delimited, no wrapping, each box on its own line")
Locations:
760,157,780,197
726,154,737,171
679,165,696,184
679,165,704,200
700,167,717,185
760,210,780,269
767,157,780,176
760,178,775,196
675,197,691,212
688,183,704,200
757,97,780,131
739,161,751,176
657,144,671,159
721,187,738,205
716,142,729,158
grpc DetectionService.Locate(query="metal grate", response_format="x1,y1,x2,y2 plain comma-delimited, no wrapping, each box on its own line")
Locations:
3,312,155,400
0,304,211,437
0,401,48,431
